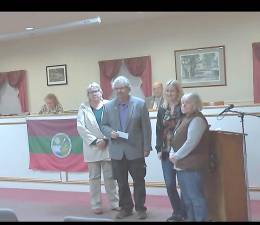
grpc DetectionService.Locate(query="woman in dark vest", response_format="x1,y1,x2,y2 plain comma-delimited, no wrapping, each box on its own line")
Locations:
155,80,185,222
169,93,209,221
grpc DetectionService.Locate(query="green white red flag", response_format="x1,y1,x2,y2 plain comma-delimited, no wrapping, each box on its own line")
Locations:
27,118,87,172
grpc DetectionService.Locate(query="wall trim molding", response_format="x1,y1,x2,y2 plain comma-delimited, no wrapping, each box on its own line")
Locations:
0,122,26,125
2,107,260,125
0,177,62,183
0,176,260,192
0,176,164,188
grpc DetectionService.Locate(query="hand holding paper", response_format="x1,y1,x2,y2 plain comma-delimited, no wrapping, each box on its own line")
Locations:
117,131,129,139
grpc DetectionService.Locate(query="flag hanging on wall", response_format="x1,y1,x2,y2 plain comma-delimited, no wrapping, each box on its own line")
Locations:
26,118,88,172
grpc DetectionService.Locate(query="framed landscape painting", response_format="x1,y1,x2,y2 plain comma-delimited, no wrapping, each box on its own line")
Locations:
174,46,226,88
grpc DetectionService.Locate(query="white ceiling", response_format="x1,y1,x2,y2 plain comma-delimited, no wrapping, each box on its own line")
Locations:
0,12,175,35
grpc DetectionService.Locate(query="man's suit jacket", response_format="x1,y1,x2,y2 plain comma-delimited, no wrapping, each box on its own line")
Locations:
77,101,110,163
145,96,164,110
101,95,152,160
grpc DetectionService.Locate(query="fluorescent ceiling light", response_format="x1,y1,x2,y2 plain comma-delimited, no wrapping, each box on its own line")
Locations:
0,16,101,41
25,27,35,31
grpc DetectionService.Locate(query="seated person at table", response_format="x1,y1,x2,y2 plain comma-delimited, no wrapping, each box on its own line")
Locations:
39,93,63,114
145,81,164,110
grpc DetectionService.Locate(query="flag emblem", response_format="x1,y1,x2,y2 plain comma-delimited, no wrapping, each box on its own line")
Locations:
51,133,72,158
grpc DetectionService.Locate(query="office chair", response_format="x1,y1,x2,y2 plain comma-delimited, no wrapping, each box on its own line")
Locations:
0,208,18,222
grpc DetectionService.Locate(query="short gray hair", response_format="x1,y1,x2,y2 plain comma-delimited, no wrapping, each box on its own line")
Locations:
181,93,203,112
86,82,103,94
112,76,131,91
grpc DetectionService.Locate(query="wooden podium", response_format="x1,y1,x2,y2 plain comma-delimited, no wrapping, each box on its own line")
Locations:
204,130,249,221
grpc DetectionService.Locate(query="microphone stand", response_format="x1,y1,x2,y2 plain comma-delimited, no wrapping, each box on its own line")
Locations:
225,109,260,221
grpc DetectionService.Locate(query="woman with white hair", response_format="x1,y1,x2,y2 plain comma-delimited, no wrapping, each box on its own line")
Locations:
155,80,185,222
77,82,119,214
169,93,209,221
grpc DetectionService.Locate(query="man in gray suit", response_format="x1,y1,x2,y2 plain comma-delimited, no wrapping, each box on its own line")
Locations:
101,76,152,220
145,81,164,111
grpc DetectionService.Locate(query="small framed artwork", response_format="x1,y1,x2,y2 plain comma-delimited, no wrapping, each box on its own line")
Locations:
174,46,226,88
46,64,67,86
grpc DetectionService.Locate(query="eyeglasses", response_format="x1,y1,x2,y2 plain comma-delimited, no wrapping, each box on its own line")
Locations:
88,89,100,94
114,87,127,91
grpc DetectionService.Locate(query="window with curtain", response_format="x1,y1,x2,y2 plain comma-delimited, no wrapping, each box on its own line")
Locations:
98,56,152,99
253,43,260,103
0,70,28,115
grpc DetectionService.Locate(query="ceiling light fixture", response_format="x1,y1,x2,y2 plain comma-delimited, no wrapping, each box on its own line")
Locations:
0,16,102,41
25,27,35,31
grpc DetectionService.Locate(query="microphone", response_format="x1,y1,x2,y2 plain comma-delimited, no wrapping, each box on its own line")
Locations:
218,104,234,116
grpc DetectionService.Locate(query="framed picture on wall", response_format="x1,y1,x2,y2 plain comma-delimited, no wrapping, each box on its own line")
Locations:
46,64,67,86
174,46,226,88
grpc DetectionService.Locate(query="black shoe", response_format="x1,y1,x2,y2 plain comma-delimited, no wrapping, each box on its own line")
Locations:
166,214,184,222
115,209,133,219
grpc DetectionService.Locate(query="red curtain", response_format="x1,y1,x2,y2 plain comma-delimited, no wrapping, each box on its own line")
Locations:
124,56,152,97
253,43,260,103
6,70,28,112
99,59,122,99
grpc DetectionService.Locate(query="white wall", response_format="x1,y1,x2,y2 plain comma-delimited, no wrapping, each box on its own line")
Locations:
0,12,260,112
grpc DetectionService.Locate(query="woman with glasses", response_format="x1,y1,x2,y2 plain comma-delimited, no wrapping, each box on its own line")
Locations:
77,82,119,215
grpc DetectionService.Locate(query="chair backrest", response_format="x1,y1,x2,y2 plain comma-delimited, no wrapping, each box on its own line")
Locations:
203,101,224,106
64,216,113,222
0,208,18,222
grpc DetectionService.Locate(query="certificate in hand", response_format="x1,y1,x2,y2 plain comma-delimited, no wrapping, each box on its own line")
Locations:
117,131,129,139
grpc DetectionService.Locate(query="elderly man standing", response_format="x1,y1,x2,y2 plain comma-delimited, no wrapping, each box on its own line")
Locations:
145,81,164,110
101,76,152,220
